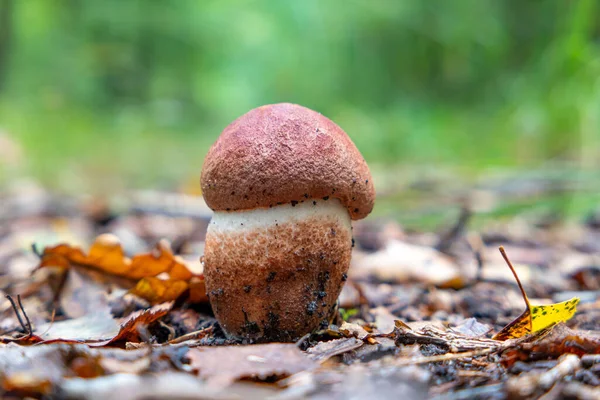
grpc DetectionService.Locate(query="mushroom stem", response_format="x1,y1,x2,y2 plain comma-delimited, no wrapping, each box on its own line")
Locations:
204,199,352,342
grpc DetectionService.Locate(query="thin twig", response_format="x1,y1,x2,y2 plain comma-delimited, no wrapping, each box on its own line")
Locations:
394,347,495,366
466,233,485,282
31,243,42,258
5,295,26,332
17,295,32,339
167,326,214,345
436,206,471,253
499,246,530,308
5,294,32,338
39,308,56,337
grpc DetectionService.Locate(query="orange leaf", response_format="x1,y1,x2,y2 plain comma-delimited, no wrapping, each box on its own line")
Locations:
130,277,189,304
37,235,207,305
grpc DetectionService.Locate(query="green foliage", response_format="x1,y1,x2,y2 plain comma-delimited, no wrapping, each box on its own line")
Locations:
339,308,359,322
0,0,599,188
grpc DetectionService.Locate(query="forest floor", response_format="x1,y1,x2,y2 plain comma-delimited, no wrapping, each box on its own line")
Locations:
1,170,599,399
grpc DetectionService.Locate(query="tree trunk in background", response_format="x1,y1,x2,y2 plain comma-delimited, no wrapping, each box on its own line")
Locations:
0,0,13,93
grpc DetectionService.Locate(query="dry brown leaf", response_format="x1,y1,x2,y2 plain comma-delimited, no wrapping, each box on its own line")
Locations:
501,323,600,367
91,302,173,346
33,302,172,345
38,234,207,304
306,337,364,362
187,344,317,387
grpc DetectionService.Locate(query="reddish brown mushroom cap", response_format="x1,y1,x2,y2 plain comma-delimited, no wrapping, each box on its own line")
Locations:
200,103,375,220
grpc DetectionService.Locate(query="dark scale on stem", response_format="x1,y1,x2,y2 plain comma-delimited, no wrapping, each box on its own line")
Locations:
266,272,277,282
291,200,298,207
303,193,309,199
322,196,329,201
313,201,317,205
263,312,281,340
241,309,260,335
341,273,348,281
351,238,355,248
211,288,224,297
306,301,318,316
244,285,252,293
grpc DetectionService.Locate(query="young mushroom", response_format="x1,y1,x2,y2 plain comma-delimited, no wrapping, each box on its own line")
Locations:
201,103,375,342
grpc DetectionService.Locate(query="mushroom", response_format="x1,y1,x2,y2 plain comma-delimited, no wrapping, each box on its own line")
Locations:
201,103,375,342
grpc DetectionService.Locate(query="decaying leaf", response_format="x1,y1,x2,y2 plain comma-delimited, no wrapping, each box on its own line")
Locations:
0,344,68,396
33,302,172,345
91,302,173,346
37,235,207,304
305,337,364,362
36,308,119,342
493,247,579,340
187,344,317,387
501,323,600,366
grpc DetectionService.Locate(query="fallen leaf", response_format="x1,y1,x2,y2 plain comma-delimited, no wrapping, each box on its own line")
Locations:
36,309,119,342
451,318,492,337
493,247,579,340
306,337,364,362
187,344,317,387
0,344,65,396
501,323,600,367
91,302,173,346
351,240,461,286
38,235,207,304
129,277,188,304
35,302,172,345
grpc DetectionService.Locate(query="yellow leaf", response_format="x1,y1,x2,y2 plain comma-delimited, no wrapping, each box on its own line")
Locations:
493,298,580,340
530,298,580,332
492,247,579,341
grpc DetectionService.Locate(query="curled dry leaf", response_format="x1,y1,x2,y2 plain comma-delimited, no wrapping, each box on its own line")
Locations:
501,323,600,367
90,302,174,347
37,234,208,304
34,302,173,345
187,344,317,387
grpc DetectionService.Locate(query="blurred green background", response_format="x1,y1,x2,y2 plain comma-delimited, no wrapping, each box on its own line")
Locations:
0,0,598,212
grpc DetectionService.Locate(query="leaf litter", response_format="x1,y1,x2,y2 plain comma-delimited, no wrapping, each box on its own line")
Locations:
0,183,599,399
